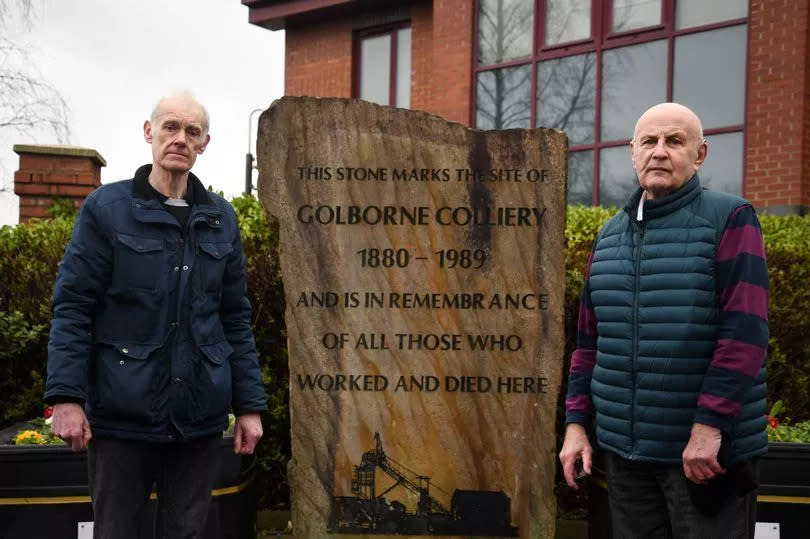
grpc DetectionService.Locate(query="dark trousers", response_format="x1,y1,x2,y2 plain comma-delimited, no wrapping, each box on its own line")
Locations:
604,452,758,539
87,435,222,539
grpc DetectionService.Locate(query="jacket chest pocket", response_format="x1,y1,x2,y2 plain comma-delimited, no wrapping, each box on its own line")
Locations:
114,233,167,291
197,241,233,295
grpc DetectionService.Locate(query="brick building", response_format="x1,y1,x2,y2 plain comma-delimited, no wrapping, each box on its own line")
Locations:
243,0,810,214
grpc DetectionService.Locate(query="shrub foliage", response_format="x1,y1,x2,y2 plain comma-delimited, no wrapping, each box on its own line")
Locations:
0,201,808,510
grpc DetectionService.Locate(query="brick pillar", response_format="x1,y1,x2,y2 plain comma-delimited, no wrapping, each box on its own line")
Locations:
746,0,810,214
411,0,475,126
13,145,105,222
427,0,474,126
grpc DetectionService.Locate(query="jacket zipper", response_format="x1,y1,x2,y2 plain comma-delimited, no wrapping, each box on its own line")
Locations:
630,220,645,459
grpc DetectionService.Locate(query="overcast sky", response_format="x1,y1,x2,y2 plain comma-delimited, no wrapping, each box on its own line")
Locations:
0,0,285,225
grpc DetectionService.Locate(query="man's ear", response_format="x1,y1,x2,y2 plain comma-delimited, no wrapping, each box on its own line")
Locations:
695,140,708,169
198,133,211,154
144,120,153,143
629,140,637,171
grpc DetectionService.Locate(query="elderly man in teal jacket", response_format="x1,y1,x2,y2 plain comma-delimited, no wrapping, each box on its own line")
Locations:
560,103,768,538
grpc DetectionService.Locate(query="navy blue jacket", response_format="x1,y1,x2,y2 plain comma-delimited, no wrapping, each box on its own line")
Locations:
45,165,267,442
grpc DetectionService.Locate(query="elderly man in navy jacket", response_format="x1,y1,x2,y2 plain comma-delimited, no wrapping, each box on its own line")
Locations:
560,103,768,538
45,93,266,538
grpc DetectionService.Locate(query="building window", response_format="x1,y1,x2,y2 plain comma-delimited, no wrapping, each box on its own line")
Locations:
355,24,412,108
474,0,748,205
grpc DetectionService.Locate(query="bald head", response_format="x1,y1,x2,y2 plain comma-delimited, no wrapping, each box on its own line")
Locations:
150,93,210,134
633,102,703,144
144,92,211,177
630,102,708,200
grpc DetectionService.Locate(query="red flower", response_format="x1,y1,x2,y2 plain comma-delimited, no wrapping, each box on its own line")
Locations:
43,406,53,419
767,415,779,429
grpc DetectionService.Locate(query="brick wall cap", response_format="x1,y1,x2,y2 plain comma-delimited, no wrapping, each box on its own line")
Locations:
13,144,107,167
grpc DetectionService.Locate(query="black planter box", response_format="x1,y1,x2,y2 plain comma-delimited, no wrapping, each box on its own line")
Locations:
587,443,810,539
0,435,256,539
756,442,810,539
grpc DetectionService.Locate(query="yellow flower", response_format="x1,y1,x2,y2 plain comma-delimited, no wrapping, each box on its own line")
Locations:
14,430,46,445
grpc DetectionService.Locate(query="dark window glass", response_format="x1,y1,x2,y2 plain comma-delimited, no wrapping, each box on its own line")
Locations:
601,40,667,142
396,28,412,108
700,132,743,196
545,0,590,46
599,146,637,208
673,25,746,129
476,65,532,129
360,34,391,106
568,151,594,205
536,52,596,145
676,0,747,30
478,0,533,65
612,0,662,32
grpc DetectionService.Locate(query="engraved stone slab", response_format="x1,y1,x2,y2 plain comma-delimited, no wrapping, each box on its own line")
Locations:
257,97,567,538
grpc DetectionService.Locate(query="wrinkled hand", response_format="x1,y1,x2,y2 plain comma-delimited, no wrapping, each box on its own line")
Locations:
682,423,725,484
233,413,263,455
51,402,92,451
559,424,593,489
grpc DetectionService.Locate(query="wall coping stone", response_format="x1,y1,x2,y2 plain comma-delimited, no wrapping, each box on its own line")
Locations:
13,144,107,167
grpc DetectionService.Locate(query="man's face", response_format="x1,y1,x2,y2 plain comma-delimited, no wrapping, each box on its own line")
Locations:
143,97,209,174
630,105,707,199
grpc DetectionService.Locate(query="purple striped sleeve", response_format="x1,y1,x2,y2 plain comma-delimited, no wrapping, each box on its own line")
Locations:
697,394,741,416
570,348,596,375
716,225,766,261
566,394,593,415
719,281,769,320
711,339,767,378
566,252,597,425
696,205,769,430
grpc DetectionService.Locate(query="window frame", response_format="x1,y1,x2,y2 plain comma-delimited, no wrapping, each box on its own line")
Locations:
353,22,412,108
472,0,750,205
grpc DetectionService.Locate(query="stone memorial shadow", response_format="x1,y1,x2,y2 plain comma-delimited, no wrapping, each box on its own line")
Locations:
257,97,567,538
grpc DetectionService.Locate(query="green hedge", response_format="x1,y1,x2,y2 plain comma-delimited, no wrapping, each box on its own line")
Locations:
1,200,808,510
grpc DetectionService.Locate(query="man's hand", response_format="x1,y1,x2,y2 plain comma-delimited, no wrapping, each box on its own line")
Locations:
559,423,593,489
50,402,92,451
682,423,725,484
233,413,263,455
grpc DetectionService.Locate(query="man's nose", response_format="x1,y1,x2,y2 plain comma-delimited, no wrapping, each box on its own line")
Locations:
652,140,667,158
173,130,188,145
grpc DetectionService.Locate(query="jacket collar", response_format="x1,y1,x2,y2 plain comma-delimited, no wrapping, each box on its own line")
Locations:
624,174,702,220
132,164,214,207
131,165,221,226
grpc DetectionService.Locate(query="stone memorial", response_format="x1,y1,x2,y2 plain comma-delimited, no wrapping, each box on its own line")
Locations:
257,97,567,538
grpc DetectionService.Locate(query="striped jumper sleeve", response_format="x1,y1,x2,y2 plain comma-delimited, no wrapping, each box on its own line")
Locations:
694,204,770,430
565,251,597,425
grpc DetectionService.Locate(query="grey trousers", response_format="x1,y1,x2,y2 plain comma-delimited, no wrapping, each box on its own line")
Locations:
604,452,758,539
87,435,222,539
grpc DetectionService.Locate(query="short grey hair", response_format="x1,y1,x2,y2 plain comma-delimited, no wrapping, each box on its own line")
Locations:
150,92,210,133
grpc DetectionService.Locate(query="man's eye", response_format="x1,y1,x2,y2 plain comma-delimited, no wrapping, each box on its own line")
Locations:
642,139,656,146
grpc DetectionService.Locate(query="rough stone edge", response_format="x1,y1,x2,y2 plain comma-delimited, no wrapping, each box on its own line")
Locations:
259,95,569,145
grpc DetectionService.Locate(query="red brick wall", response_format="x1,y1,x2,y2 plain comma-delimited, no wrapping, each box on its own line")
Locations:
13,148,103,222
410,2,434,114
804,3,810,210
746,0,810,211
423,0,473,125
285,18,354,97
283,1,475,126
